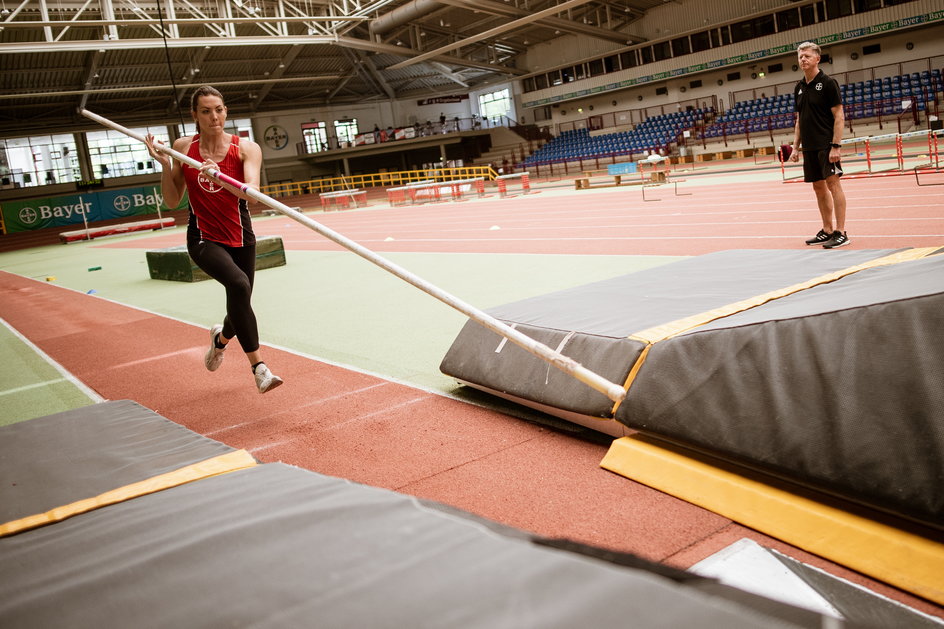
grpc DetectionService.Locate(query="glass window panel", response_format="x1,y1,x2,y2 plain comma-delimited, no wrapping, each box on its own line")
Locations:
653,41,671,61
690,31,710,53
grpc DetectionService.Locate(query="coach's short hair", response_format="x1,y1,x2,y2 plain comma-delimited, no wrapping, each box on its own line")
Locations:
797,42,821,56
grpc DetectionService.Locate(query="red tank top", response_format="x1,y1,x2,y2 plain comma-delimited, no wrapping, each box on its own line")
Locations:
184,134,255,247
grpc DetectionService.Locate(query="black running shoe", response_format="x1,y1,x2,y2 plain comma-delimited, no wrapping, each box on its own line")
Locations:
823,231,850,249
805,229,830,245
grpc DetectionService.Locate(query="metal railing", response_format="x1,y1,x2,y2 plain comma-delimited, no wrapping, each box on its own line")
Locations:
260,166,499,198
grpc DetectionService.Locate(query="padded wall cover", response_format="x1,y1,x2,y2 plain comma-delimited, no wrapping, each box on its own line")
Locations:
440,249,944,526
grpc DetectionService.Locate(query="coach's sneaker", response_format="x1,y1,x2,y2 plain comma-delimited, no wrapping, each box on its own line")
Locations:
204,324,226,371
805,229,831,245
823,231,850,249
253,362,283,394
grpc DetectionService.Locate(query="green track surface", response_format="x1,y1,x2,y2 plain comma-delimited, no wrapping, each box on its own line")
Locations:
0,320,98,425
0,225,679,417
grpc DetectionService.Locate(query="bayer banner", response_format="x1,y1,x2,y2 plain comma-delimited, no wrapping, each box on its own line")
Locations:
1,186,188,233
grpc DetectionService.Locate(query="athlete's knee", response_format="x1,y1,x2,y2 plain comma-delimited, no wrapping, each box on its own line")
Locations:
224,274,253,301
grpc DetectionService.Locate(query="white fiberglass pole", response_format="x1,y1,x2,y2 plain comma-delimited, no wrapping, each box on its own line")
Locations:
80,109,627,403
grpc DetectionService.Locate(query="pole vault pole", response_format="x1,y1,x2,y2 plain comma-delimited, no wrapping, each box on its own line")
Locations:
80,109,627,404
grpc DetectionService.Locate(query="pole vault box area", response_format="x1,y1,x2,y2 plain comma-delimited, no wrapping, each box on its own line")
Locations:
440,248,944,528
145,235,286,282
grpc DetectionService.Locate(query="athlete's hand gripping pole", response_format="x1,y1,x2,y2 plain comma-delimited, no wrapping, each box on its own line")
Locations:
80,109,627,404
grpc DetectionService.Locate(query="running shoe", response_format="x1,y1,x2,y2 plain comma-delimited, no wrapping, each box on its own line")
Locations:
204,324,226,371
805,229,831,246
823,231,850,249
254,363,284,394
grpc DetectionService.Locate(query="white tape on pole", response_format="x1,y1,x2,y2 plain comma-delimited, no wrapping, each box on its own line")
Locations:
80,109,627,403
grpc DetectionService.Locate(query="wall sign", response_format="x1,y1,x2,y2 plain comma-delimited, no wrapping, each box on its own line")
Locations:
263,125,289,150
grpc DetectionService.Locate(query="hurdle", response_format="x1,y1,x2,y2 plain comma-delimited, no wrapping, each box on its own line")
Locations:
495,172,532,198
389,178,485,205
782,128,943,182
81,108,627,404
386,180,436,206
320,189,367,211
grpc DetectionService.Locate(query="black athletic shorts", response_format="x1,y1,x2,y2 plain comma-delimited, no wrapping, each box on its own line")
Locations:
802,149,843,183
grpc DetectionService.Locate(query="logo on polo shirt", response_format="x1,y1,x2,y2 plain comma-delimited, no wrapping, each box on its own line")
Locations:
816,83,823,90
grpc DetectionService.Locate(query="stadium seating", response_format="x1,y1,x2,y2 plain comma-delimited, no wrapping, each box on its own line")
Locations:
521,69,941,166
521,108,712,167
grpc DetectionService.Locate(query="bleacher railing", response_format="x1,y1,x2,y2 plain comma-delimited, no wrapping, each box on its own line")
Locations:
260,166,499,199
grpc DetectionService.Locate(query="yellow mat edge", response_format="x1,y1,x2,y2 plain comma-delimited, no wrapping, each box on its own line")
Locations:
631,247,940,344
0,449,257,538
600,435,944,606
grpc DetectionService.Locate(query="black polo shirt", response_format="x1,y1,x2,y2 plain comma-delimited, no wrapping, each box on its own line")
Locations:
794,70,842,151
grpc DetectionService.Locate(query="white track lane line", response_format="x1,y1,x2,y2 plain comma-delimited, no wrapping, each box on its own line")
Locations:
0,317,104,403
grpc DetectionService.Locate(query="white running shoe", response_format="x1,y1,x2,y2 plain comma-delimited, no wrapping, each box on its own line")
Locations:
254,363,284,394
204,324,226,372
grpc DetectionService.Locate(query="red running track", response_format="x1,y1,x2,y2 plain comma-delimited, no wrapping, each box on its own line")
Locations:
100,176,944,256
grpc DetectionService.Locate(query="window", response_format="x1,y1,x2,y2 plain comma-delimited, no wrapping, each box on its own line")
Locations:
588,59,604,76
767,63,783,74
727,71,741,82
179,118,253,140
730,19,754,44
574,63,588,80
800,5,815,25
562,66,576,83
655,86,668,96
334,119,358,148
653,41,671,62
535,73,549,90
640,46,653,64
619,50,638,69
550,71,563,86
709,28,723,48
689,79,703,89
754,14,775,37
603,55,618,73
671,37,690,57
0,134,79,188
863,43,881,55
776,8,801,31
478,88,512,124
302,122,328,153
88,126,169,179
824,0,853,18
854,0,882,10
690,31,710,53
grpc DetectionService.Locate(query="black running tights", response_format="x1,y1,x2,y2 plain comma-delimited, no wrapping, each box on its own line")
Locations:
187,239,259,353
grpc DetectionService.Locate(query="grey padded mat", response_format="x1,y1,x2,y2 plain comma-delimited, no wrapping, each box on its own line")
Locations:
0,399,237,523
0,463,832,629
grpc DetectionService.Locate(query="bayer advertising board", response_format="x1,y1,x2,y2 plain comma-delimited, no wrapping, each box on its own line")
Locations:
1,186,188,233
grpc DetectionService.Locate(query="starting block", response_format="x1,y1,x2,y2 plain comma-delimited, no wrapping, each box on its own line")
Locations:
146,235,286,282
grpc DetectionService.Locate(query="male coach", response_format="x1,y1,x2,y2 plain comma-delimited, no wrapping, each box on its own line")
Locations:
790,42,850,249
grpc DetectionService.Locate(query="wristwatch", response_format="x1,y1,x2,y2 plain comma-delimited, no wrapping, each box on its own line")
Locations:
830,143,841,148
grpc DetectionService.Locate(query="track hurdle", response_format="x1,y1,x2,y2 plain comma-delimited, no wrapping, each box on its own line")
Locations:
782,129,944,182
495,172,532,198
80,108,628,404
320,189,367,211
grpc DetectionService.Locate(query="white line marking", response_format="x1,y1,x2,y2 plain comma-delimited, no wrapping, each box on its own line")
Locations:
0,378,68,397
110,348,199,370
0,317,104,403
